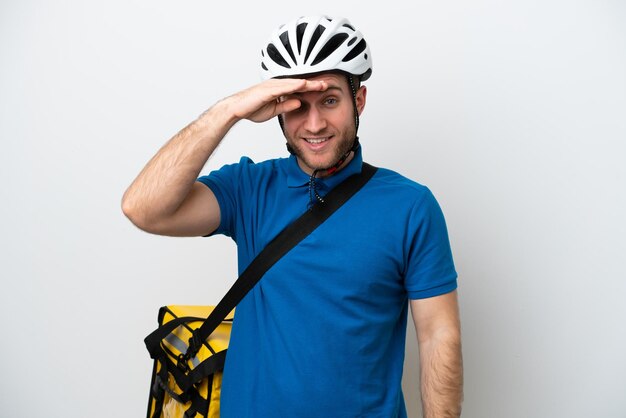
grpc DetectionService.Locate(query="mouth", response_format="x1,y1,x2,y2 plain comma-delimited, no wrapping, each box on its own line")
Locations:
303,136,332,145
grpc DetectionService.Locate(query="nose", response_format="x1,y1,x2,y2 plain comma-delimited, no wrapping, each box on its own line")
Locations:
303,106,327,134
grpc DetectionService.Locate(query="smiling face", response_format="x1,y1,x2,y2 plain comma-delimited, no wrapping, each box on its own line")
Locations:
281,72,367,176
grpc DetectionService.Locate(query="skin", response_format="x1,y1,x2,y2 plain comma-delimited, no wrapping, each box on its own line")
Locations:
121,77,329,237
411,291,464,417
122,74,463,416
280,72,366,176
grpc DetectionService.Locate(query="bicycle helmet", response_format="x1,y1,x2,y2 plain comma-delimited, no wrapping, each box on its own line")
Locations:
260,15,372,81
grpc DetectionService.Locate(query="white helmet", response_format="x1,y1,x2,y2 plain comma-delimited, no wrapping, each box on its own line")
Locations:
260,15,372,81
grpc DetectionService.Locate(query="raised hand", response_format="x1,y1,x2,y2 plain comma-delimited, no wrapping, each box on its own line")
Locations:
122,77,329,237
225,78,328,123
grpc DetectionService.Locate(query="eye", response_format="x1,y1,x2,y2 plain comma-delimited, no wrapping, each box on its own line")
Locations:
324,97,338,105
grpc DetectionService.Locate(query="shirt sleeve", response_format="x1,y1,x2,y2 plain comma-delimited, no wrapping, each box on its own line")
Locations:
404,188,458,299
196,157,254,239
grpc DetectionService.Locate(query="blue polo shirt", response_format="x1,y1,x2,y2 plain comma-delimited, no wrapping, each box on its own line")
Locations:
197,147,457,417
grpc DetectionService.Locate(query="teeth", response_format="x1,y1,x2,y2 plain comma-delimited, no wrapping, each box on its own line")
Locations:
305,137,329,144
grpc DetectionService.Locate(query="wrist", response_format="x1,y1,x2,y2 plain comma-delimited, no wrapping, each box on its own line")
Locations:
196,98,239,135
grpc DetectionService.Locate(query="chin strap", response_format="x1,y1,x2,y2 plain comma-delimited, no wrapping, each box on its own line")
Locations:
347,74,360,133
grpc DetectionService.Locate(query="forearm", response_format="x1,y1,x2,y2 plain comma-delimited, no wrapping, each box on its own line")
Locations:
419,331,463,418
122,99,237,227
122,78,328,231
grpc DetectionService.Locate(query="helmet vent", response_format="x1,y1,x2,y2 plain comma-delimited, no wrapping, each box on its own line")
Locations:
304,25,326,64
342,39,366,62
279,31,297,65
261,62,268,70
267,43,291,68
296,23,307,54
312,33,349,66
342,23,355,30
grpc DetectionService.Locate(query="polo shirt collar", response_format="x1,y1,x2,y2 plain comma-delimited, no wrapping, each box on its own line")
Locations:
285,146,364,190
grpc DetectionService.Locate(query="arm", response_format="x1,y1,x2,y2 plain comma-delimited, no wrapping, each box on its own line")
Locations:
121,78,328,236
410,290,463,418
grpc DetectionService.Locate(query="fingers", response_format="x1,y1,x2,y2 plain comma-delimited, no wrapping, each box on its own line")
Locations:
275,78,328,95
275,98,302,115
264,78,326,115
256,78,327,101
228,78,328,123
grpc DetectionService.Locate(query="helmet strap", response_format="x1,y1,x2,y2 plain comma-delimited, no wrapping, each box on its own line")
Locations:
347,74,360,132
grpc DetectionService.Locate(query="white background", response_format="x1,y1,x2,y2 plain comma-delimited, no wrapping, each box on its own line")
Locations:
1,1,625,417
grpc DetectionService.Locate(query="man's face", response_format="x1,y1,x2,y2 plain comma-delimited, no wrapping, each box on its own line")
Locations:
281,73,367,175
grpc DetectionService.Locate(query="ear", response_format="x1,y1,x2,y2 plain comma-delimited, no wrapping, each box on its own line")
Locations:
355,85,367,116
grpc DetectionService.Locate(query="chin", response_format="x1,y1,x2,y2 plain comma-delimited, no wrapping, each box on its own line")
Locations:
302,154,338,171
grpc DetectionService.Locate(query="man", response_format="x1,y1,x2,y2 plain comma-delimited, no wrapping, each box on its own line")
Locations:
123,15,463,418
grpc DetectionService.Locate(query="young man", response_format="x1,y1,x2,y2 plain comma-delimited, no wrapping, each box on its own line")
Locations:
123,16,463,418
